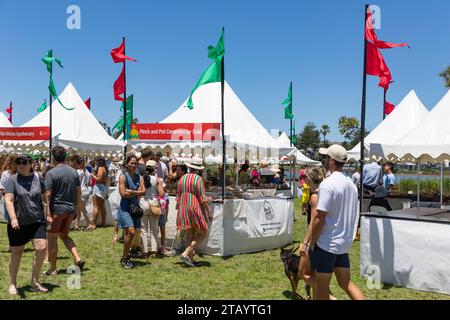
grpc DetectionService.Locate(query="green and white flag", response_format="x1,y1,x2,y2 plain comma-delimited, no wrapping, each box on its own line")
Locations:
186,29,225,110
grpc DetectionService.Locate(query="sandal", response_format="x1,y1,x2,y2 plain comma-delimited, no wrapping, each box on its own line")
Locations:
30,283,49,293
43,270,58,276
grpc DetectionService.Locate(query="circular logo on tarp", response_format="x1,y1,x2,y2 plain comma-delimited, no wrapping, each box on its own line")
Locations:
263,200,274,220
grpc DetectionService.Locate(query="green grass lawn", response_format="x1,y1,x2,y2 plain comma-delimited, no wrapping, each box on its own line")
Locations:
1,198,449,300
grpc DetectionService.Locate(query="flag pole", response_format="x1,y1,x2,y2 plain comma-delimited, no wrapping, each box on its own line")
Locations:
9,101,12,125
123,37,127,157
359,4,369,215
49,59,53,162
290,82,293,147
383,88,387,120
221,27,226,202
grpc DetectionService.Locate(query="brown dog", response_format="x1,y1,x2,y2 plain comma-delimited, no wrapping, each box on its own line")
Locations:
280,246,311,300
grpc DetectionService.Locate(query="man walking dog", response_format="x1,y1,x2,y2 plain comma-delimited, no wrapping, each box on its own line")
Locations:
308,144,364,300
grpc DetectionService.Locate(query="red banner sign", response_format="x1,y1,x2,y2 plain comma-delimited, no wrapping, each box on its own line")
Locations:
129,123,221,141
0,126,50,140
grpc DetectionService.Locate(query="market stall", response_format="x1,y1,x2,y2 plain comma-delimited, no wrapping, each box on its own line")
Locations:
360,208,450,295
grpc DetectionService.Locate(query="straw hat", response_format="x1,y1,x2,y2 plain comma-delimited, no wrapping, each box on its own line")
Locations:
259,160,268,168
186,162,204,170
270,165,281,173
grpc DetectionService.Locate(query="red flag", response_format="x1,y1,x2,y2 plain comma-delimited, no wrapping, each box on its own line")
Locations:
113,66,126,102
366,41,392,90
110,40,137,63
5,101,12,123
84,98,91,109
384,100,395,115
365,10,409,49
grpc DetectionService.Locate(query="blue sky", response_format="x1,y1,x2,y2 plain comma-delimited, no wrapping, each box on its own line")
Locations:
1,0,449,141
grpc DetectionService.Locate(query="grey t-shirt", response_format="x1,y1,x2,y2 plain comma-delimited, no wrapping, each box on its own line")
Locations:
4,173,46,225
44,164,80,214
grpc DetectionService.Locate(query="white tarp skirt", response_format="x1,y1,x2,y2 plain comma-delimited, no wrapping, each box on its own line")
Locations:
360,215,450,295
165,196,294,256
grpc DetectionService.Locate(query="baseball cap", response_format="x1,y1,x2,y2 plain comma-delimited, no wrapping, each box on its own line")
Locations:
319,144,348,163
16,154,33,163
146,160,157,169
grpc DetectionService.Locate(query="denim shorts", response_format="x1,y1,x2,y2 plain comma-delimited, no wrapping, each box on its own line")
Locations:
93,184,107,199
158,213,167,227
117,209,141,229
308,245,350,273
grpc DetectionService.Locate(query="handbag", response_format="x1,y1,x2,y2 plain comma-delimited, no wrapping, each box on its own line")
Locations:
149,198,161,216
124,172,143,219
129,202,144,219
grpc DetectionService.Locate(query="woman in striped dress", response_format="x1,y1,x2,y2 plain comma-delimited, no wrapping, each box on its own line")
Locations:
176,163,212,267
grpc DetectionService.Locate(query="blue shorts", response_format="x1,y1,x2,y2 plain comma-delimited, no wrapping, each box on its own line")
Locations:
117,210,141,229
309,245,350,273
158,213,167,227
93,184,107,199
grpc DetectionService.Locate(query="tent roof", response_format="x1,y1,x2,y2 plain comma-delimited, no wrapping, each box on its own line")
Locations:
132,81,287,161
370,90,450,162
0,112,12,127
276,132,321,165
348,90,429,161
3,83,122,155
159,82,282,150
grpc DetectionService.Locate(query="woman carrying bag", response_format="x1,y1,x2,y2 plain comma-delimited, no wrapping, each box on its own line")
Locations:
117,155,145,269
140,160,165,259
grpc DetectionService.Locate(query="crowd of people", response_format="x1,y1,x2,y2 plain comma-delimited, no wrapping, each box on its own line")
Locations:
1,143,388,299
1,146,217,295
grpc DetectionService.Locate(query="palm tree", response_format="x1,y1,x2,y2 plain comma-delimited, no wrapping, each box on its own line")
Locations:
439,66,450,88
320,124,330,146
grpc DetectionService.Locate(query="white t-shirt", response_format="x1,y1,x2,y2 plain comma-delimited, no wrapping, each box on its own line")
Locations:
351,171,360,186
316,171,358,255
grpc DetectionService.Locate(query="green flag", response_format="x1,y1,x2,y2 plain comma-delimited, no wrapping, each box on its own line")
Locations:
49,78,74,110
37,100,47,113
120,95,133,112
291,120,296,144
186,29,225,110
282,82,293,120
42,49,63,73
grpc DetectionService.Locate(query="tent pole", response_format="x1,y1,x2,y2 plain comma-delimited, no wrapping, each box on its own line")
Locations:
417,158,420,209
221,37,226,201
441,161,443,208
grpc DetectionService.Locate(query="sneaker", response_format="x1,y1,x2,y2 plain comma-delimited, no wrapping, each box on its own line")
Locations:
179,254,195,267
120,257,134,269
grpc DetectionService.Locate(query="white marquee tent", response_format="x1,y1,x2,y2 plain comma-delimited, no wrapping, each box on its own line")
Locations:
0,112,14,154
0,112,12,127
131,81,289,160
370,90,450,163
348,90,429,161
2,83,122,155
276,132,321,165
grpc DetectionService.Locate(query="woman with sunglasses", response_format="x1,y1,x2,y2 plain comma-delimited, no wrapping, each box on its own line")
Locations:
4,154,51,294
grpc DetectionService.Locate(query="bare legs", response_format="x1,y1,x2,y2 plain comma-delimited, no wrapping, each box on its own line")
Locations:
312,268,365,300
122,227,135,259
181,229,207,262
9,245,24,294
76,198,91,229
9,238,48,294
46,232,82,275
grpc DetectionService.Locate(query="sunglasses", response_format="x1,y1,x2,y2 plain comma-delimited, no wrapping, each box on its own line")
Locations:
16,159,29,165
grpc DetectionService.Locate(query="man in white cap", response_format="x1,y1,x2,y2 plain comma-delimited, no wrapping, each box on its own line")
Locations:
306,144,364,300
